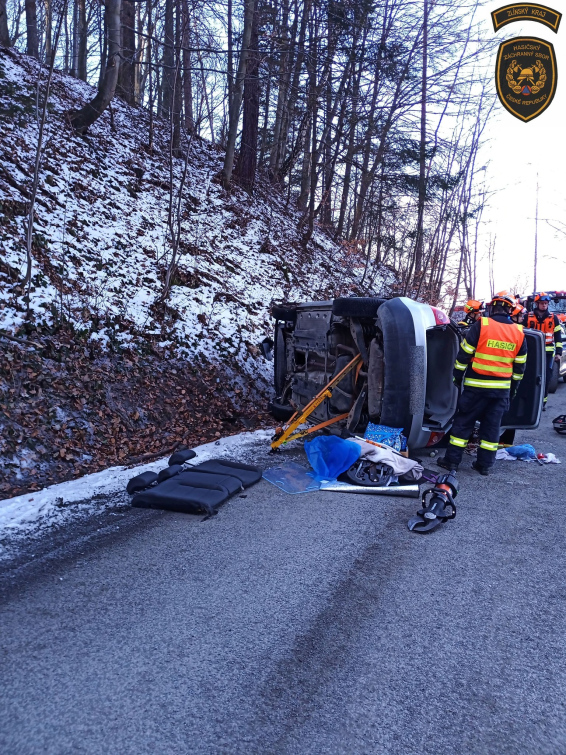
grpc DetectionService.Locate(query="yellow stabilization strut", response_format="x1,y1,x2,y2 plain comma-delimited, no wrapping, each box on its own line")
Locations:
270,353,362,450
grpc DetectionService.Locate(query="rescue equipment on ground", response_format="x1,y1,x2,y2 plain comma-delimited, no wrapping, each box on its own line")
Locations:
270,353,362,450
319,480,420,498
553,414,566,434
408,472,459,534
344,459,396,487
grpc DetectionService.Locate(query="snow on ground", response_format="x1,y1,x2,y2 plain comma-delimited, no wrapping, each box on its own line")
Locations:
0,428,274,559
0,48,386,386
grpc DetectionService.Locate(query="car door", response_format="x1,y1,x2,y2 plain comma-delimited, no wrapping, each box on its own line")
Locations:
500,328,545,430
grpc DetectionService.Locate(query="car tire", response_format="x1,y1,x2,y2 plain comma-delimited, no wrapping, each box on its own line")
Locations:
332,297,387,318
548,361,559,393
269,400,296,421
271,304,297,323
273,323,287,396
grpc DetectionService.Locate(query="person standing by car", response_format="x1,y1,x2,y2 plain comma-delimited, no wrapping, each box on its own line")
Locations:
437,291,527,476
511,301,527,324
526,293,563,410
456,299,484,332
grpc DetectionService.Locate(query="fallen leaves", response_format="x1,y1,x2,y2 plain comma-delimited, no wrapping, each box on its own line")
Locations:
0,334,270,500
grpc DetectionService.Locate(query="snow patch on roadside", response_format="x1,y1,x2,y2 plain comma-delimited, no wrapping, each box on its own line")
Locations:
0,429,273,557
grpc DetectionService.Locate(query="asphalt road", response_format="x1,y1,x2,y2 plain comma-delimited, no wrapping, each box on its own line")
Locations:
1,385,566,755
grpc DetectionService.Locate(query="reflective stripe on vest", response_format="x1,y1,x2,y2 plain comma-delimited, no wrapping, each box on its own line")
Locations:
527,313,555,345
471,318,524,378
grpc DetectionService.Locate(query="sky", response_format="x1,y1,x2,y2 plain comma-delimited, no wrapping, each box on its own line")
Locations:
476,3,566,299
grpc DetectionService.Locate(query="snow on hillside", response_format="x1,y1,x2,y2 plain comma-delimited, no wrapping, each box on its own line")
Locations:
0,48,382,385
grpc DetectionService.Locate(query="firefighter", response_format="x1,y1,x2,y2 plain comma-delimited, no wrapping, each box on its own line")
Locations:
526,293,563,410
456,299,484,331
511,302,527,324
437,291,527,476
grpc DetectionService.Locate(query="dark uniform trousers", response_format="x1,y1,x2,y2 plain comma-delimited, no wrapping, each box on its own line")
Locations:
544,354,554,402
444,387,510,468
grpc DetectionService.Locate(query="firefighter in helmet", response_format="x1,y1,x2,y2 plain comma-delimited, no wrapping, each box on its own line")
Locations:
526,293,563,410
511,301,527,325
437,291,527,476
457,299,484,331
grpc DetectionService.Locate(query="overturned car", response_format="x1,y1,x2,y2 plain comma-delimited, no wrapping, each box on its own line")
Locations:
266,296,545,449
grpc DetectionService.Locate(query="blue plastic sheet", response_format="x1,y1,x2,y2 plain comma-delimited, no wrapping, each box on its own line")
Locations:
263,462,321,494
304,435,361,481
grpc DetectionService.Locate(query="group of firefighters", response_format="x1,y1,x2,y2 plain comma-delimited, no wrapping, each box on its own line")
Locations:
436,292,563,476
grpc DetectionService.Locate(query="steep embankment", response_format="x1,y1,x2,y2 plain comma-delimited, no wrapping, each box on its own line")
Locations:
0,48,380,498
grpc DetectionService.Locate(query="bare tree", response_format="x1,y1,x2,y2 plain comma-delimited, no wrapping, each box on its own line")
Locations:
222,0,255,189
0,0,11,46
70,0,121,133
117,0,135,102
233,0,259,193
22,0,67,292
25,0,38,57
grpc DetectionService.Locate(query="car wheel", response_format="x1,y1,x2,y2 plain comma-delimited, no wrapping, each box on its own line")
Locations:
271,304,297,323
331,297,387,318
268,400,296,421
548,361,559,393
273,323,287,396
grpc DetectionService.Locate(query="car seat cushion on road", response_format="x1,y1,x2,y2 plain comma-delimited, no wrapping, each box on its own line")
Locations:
190,460,262,487
130,461,262,515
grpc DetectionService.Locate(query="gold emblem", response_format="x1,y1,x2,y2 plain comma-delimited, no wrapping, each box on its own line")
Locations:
495,37,558,121
506,60,546,94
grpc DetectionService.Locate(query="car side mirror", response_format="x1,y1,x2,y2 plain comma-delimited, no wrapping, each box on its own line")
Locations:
259,337,274,360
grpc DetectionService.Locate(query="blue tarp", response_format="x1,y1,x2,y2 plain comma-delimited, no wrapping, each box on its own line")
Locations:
304,435,362,481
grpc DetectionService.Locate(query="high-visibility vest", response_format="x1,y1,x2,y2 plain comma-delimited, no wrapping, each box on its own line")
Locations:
471,317,524,378
526,312,555,350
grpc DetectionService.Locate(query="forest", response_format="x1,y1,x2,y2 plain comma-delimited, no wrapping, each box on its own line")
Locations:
1,0,497,306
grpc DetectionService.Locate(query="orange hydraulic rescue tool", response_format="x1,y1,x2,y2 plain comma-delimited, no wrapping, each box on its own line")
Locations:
270,353,362,450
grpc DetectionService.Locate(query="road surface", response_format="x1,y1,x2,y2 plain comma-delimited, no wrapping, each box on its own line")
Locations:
1,386,566,754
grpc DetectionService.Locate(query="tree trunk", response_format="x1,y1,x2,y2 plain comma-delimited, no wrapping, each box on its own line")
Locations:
270,0,310,184
0,0,11,47
233,0,259,193
44,0,52,61
413,0,428,278
297,116,311,209
162,0,174,117
222,0,255,189
98,7,107,87
70,0,121,133
25,0,39,58
268,0,291,179
227,0,233,112
171,0,182,153
71,0,78,76
117,0,135,103
182,0,193,131
77,0,87,80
